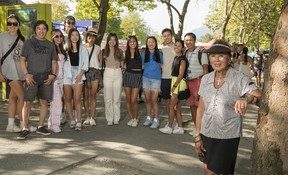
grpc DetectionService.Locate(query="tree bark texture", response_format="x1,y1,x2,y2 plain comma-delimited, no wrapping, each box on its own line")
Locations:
250,2,288,175
96,0,109,46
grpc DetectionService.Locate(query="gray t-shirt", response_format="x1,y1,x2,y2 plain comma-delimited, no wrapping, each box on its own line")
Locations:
198,68,258,139
21,37,57,74
0,32,25,80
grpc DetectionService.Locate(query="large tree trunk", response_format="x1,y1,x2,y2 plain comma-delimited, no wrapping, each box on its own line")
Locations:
250,1,288,175
95,0,109,46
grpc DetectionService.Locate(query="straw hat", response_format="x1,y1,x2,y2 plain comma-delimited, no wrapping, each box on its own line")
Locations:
83,28,98,37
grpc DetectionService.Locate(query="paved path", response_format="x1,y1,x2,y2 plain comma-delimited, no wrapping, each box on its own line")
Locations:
0,91,258,175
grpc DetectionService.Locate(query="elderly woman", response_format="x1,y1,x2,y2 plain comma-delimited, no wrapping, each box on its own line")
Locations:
194,39,261,175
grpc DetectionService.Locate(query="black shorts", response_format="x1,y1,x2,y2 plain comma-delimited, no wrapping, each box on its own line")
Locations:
200,134,240,174
123,71,142,89
160,79,171,99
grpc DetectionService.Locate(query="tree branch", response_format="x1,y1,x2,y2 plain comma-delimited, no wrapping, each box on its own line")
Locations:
159,0,181,17
92,0,100,9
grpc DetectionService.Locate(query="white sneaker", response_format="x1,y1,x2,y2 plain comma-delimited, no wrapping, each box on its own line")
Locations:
75,122,82,131
6,124,21,133
127,119,133,126
83,117,90,125
60,112,67,124
143,116,152,126
70,121,76,129
131,119,138,128
107,121,113,126
29,125,37,132
172,127,184,134
159,126,172,134
150,118,160,129
51,127,62,133
90,118,96,126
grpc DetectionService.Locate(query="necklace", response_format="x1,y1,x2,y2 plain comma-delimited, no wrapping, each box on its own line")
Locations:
216,77,222,86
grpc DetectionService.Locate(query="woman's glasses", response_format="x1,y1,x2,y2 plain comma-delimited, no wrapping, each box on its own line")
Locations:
7,22,19,27
67,21,75,25
54,35,64,39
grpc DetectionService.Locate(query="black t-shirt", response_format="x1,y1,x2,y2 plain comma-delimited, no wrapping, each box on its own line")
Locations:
69,51,79,66
171,55,188,77
126,57,142,72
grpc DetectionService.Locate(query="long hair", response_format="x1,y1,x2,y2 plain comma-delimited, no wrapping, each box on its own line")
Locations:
51,29,67,60
7,14,25,42
144,36,160,63
125,35,140,64
104,33,122,61
243,47,249,63
66,28,81,53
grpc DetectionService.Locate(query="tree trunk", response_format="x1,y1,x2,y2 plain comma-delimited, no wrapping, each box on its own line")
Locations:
250,1,288,175
96,0,109,46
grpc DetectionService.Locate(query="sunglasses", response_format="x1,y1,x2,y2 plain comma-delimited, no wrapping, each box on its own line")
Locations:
54,35,64,39
67,21,75,25
7,22,19,27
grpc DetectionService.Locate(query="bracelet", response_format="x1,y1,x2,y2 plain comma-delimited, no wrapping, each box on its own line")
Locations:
24,72,28,76
51,73,56,77
173,84,177,87
194,135,201,139
195,139,202,143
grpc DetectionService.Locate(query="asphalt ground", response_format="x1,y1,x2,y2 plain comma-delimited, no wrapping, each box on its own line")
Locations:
0,90,259,175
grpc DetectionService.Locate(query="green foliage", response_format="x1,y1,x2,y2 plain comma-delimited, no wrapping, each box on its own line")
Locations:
119,12,149,44
40,0,70,21
205,0,282,50
199,33,215,43
107,16,123,36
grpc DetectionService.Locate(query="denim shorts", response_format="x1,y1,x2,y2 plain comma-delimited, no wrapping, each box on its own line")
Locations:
64,66,84,85
143,76,161,90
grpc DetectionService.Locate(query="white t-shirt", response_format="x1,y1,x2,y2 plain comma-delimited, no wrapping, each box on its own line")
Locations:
185,47,208,79
0,32,25,80
86,44,100,69
161,44,175,79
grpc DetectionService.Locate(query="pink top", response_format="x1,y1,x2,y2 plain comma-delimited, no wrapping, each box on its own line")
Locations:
57,53,65,79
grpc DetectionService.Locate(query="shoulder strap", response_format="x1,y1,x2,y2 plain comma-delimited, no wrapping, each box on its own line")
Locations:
88,44,95,63
1,36,20,65
198,49,202,65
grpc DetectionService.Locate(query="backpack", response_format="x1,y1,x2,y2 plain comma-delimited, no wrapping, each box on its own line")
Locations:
184,48,214,73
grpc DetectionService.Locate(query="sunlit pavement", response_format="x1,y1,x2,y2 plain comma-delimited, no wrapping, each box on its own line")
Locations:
0,90,259,175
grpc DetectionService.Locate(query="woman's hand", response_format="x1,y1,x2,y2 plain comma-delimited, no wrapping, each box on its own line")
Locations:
234,98,249,115
75,73,82,84
44,74,56,85
195,137,205,157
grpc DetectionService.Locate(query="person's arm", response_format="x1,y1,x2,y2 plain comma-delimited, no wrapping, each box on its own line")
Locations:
202,64,208,74
20,56,35,85
194,96,206,156
44,60,57,85
234,89,261,115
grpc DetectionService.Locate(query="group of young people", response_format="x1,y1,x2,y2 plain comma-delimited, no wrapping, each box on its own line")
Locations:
1,14,263,174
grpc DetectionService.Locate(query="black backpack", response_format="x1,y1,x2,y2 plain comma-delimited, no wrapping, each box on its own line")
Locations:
185,49,214,73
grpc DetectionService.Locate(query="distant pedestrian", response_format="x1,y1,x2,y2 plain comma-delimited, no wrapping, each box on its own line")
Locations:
159,40,188,134
194,39,261,175
253,49,263,87
123,35,142,128
142,36,163,129
0,14,26,133
63,15,76,43
102,33,124,125
238,46,254,78
47,29,66,133
63,28,89,131
82,28,101,126
184,32,209,136
18,20,58,139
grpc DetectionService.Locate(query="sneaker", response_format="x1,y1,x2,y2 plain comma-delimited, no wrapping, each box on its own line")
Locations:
107,121,113,126
75,123,82,131
143,116,152,126
60,112,67,124
127,119,134,126
172,127,184,134
51,127,62,133
6,124,21,133
36,126,51,136
150,118,160,129
83,117,90,125
131,119,138,128
17,130,30,140
70,121,76,129
159,126,172,134
90,118,96,126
